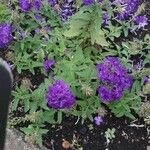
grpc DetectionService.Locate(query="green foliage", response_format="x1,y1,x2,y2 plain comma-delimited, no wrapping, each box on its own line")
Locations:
133,68,150,79
139,102,150,118
13,52,43,74
108,80,142,119
139,101,150,125
21,125,48,147
12,85,31,112
64,4,108,47
12,78,52,112
0,3,10,23
142,83,150,95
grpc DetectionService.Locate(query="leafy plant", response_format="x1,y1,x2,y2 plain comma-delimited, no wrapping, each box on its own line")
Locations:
105,128,116,144
64,4,109,47
22,125,48,147
0,3,10,23
14,52,43,74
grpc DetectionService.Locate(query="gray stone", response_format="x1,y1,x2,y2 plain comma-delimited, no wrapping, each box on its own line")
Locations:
5,129,47,150
147,146,150,150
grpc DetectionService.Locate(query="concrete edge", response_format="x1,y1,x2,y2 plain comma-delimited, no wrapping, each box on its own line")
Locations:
5,128,48,150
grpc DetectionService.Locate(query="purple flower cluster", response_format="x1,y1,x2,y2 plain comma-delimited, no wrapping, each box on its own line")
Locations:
47,80,76,109
134,15,148,29
19,0,42,12
83,0,94,5
103,12,110,25
0,24,13,48
82,0,147,30
94,116,103,125
49,0,75,21
60,1,75,21
44,57,55,72
48,0,57,7
117,0,148,31
96,57,133,103
144,76,150,84
34,14,43,21
116,0,142,20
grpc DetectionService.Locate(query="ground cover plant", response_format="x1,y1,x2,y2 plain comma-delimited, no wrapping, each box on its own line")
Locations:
0,0,150,149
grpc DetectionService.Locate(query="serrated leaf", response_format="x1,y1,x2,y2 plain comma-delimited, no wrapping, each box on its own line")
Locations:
90,28,108,46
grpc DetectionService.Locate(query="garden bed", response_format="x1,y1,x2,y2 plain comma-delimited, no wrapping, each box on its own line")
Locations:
0,0,150,150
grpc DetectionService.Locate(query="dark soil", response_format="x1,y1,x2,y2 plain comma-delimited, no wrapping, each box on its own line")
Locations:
43,115,149,150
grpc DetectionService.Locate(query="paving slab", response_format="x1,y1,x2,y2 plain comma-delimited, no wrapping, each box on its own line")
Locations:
5,129,47,150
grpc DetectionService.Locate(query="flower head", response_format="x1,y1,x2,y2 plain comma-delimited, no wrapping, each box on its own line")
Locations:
47,80,76,109
83,0,95,5
19,0,32,12
0,24,13,48
134,15,148,29
103,12,110,25
96,57,133,102
94,116,103,125
98,86,123,102
34,14,43,21
60,3,74,21
144,76,150,84
49,0,75,21
48,0,58,6
44,58,55,72
19,0,42,12
32,0,42,11
116,0,141,20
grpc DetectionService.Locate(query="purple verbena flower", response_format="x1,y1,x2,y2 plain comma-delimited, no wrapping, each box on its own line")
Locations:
19,0,42,12
134,15,148,29
103,12,110,25
19,0,32,12
116,0,141,20
60,3,74,21
32,0,42,11
0,24,13,48
96,57,133,103
48,0,76,21
34,14,43,21
44,58,55,72
83,0,95,5
48,0,58,7
144,76,150,84
94,116,103,125
98,86,123,102
47,80,76,109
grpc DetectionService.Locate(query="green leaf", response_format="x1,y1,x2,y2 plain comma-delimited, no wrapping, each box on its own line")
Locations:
57,111,62,124
90,28,108,46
